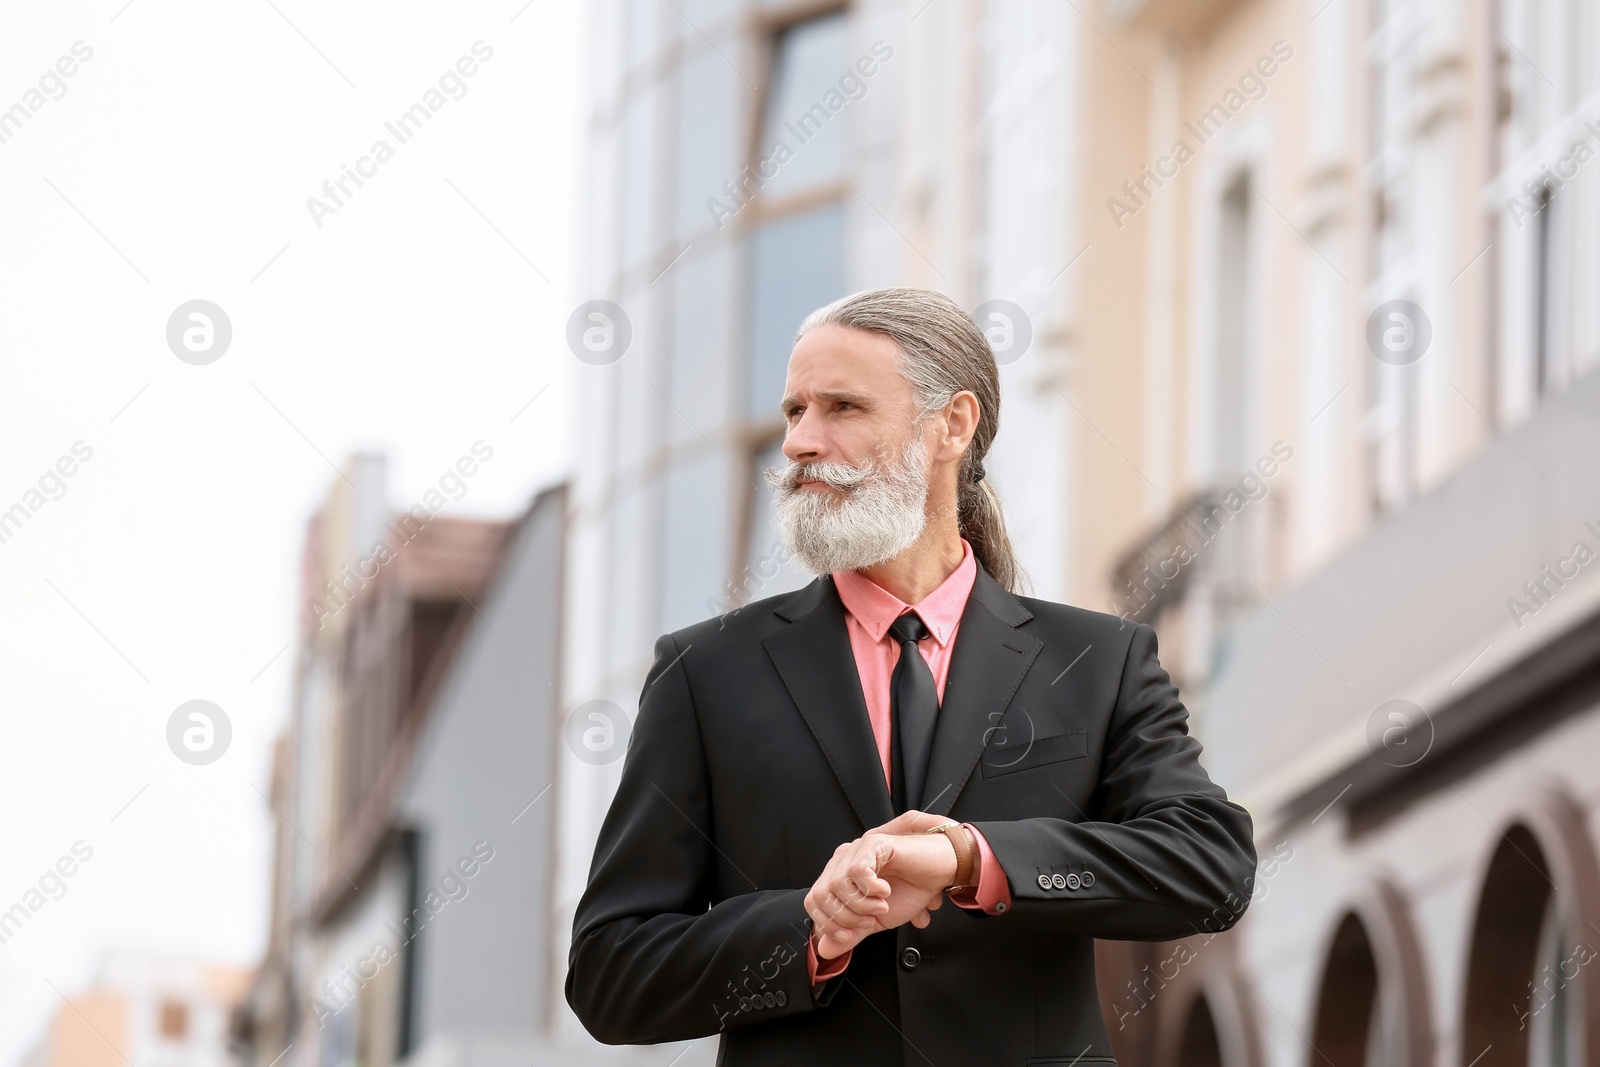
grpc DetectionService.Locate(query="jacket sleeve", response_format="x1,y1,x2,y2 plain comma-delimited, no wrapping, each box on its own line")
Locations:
968,621,1257,940
565,633,822,1044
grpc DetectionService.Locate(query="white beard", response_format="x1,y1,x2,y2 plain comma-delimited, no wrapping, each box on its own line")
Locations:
764,429,931,575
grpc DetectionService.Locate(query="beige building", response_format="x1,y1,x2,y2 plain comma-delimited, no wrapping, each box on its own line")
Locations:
1059,1,1600,1065
20,954,250,1067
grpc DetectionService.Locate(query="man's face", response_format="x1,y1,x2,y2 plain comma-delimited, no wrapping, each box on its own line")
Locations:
765,324,933,574
778,323,923,482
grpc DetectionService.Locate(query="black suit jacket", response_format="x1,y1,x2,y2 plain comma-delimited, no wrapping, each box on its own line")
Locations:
566,558,1257,1066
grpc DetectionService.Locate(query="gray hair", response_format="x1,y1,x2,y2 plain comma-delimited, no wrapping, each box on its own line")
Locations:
795,287,1024,594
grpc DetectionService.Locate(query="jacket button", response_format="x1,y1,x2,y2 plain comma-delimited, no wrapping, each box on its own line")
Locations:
1066,873,1081,890
763,992,776,1008
1051,873,1067,890
1081,871,1096,887
1037,874,1053,891
774,990,788,1007
900,947,922,970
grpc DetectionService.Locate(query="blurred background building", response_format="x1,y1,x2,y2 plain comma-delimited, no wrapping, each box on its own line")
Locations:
221,0,1600,1065
21,954,249,1067
231,459,581,1067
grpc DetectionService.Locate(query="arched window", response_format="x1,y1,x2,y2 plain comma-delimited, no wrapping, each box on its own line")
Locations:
1178,994,1225,1067
1309,912,1399,1066
1461,823,1589,1067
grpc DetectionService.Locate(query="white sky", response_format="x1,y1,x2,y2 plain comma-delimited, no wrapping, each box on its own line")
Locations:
0,1,582,1062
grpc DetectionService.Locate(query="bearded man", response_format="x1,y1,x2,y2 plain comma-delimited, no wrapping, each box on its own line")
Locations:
565,287,1256,1065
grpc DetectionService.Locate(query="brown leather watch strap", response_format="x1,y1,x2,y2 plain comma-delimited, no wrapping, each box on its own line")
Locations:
926,822,976,891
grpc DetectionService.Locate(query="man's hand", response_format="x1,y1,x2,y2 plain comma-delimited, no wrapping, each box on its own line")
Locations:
804,811,961,959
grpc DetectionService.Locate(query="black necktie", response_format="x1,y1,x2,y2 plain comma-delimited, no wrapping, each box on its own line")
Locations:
888,611,939,813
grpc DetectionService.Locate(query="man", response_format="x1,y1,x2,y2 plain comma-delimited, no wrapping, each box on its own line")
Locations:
566,287,1257,1065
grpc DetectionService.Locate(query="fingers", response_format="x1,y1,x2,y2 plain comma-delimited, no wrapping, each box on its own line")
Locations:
847,843,893,901
805,843,892,948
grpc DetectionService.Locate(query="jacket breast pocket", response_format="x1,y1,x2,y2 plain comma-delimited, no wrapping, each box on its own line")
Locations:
979,728,1088,778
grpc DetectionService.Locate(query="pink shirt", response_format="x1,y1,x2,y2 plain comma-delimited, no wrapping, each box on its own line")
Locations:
808,537,1012,986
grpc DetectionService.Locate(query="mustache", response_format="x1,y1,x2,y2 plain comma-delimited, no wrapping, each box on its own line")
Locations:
762,458,876,493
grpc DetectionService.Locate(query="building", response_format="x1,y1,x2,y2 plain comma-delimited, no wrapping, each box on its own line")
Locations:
20,953,250,1067
560,0,1600,1064
235,457,587,1067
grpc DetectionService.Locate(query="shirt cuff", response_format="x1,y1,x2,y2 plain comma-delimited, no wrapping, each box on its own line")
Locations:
949,823,1011,914
807,934,852,989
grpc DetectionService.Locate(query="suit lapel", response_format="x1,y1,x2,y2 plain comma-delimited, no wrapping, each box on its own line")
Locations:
918,561,1042,815
760,559,1042,828
762,576,895,833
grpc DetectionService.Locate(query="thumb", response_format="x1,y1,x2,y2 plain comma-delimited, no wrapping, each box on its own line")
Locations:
872,810,949,835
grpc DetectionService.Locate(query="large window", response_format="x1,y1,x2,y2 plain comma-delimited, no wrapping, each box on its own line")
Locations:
745,202,848,417
733,6,851,601
1492,0,1600,421
1362,0,1421,515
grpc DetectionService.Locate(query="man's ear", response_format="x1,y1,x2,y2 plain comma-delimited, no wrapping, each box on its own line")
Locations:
937,391,980,462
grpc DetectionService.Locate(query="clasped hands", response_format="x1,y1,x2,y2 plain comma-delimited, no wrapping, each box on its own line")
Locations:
803,810,973,960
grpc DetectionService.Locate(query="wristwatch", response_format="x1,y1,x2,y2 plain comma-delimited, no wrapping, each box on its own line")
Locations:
924,821,977,893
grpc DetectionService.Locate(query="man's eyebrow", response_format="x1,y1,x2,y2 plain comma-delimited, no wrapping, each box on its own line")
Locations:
779,389,874,412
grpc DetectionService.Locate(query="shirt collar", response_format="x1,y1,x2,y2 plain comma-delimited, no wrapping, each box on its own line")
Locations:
832,538,977,648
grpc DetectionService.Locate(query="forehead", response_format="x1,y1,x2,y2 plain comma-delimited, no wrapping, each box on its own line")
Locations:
781,323,908,403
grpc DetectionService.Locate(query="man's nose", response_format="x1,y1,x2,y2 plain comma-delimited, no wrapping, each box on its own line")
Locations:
782,409,825,464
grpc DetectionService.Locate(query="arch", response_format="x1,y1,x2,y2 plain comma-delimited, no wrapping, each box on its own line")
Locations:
1176,994,1225,1067
1305,879,1434,1067
1145,932,1264,1067
1309,912,1382,1066
1460,789,1600,1067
